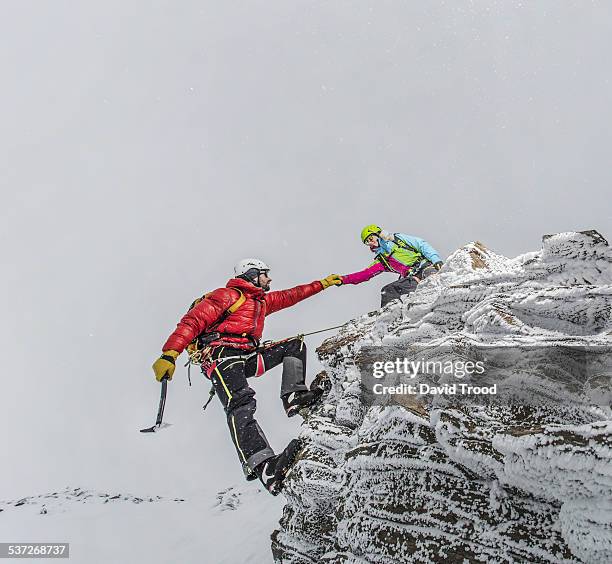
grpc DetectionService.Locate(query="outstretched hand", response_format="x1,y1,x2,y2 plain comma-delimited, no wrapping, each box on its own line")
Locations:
320,274,343,289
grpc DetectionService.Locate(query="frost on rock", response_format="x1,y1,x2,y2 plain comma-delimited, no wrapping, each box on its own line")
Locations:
272,231,612,564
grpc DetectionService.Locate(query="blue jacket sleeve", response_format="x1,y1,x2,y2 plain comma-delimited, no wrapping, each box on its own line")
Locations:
395,233,442,264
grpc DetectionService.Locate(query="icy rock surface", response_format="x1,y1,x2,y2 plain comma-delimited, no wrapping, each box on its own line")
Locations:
272,231,612,564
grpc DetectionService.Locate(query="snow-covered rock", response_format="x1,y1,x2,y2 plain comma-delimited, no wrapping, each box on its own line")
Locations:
273,231,612,563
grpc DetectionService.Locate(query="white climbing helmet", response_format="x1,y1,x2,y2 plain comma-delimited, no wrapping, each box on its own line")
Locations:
234,258,270,277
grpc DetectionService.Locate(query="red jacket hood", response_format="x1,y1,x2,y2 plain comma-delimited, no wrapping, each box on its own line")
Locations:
226,277,265,298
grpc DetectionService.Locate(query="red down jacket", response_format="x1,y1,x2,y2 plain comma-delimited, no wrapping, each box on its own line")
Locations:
162,277,324,353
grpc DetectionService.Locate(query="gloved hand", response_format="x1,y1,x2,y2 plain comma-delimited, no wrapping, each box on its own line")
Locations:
320,274,343,289
152,350,180,382
433,261,444,271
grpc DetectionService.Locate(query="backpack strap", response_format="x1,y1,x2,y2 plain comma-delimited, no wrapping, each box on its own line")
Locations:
189,288,247,335
393,234,435,275
189,288,245,315
392,234,423,257
375,254,391,271
375,235,427,275
227,289,246,313
186,288,248,364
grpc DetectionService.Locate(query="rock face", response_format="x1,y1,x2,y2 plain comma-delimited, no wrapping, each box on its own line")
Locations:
272,231,612,564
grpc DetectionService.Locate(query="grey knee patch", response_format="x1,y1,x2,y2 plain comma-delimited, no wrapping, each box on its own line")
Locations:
245,448,275,474
281,357,308,397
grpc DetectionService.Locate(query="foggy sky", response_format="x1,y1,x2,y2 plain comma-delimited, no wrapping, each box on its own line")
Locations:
1,1,610,500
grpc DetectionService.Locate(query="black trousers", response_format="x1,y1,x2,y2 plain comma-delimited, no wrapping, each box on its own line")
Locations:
380,265,437,307
204,338,308,476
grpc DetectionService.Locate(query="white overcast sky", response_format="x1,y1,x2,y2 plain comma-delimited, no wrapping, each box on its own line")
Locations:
1,1,611,500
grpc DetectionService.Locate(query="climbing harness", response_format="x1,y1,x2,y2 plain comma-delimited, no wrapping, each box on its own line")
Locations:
184,322,346,412
374,235,432,280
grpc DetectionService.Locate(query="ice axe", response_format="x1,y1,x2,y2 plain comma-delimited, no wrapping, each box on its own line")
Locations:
140,377,171,433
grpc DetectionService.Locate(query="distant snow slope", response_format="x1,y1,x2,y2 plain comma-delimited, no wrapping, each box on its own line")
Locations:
1,484,281,563
274,231,612,563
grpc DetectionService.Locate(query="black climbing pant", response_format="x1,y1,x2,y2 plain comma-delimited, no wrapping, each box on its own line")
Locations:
380,265,438,307
205,338,309,477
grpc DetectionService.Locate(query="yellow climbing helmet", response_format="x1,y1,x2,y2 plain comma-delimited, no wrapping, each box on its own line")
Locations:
360,224,382,243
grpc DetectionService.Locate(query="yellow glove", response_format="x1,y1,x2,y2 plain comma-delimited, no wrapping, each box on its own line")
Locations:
152,350,180,382
320,274,343,289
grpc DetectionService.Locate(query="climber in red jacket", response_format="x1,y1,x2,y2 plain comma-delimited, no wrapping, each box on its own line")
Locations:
152,258,342,495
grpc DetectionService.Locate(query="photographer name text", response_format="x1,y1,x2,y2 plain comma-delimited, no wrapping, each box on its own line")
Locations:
372,382,497,395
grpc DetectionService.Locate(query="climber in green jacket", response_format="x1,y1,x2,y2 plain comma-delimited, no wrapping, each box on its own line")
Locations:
340,224,444,306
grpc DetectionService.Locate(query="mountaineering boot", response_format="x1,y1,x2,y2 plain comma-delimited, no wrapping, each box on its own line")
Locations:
256,439,302,496
282,389,323,417
282,372,331,417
